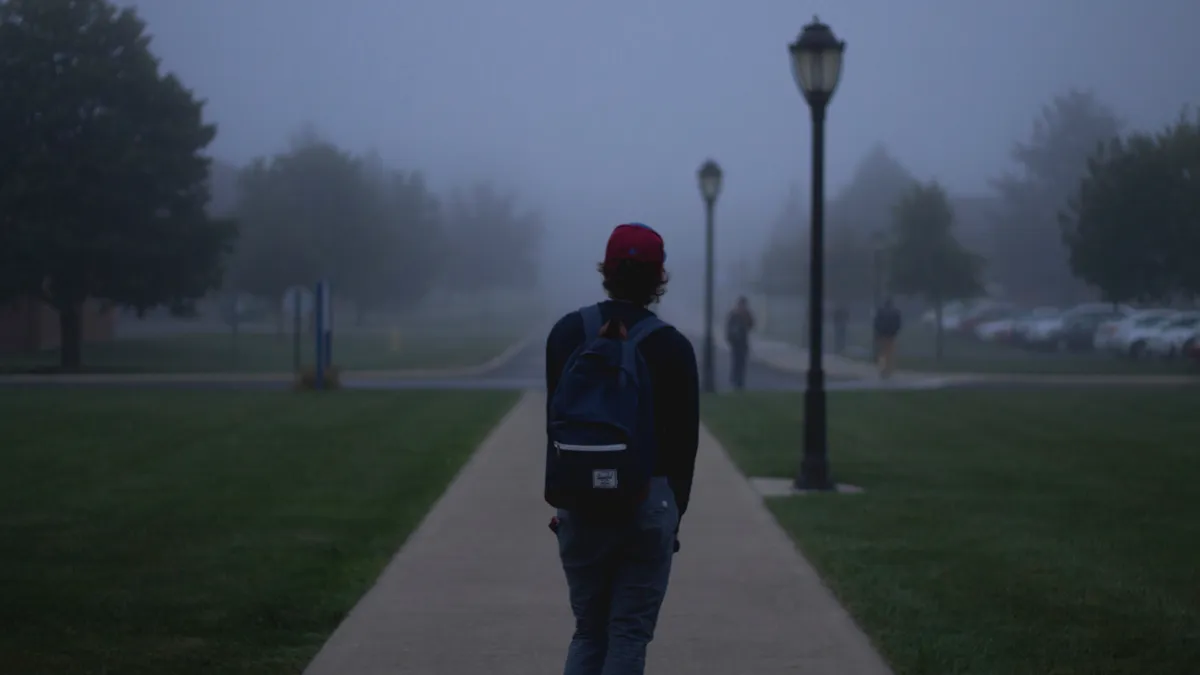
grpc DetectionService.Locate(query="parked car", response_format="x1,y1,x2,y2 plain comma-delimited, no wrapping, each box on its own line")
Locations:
1059,309,1127,352
1023,303,1133,351
1114,314,1180,358
1008,307,1060,346
1145,313,1200,358
922,300,968,327
1095,309,1179,354
957,302,1017,335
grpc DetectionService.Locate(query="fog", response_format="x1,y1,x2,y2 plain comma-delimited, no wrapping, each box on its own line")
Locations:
110,0,1196,320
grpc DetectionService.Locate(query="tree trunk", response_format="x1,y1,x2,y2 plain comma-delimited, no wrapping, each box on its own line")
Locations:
59,302,83,372
933,300,944,361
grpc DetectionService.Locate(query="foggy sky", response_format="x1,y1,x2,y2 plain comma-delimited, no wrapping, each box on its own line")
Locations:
121,0,1200,301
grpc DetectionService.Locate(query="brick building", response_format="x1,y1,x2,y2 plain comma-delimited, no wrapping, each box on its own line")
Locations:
0,296,116,353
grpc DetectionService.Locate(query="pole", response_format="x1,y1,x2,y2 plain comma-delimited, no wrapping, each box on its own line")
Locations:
797,102,832,491
702,199,716,394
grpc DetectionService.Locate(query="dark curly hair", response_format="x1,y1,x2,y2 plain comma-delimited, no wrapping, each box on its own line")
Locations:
598,260,668,307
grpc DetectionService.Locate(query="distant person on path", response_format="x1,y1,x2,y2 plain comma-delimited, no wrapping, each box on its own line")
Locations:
873,298,902,378
544,222,700,675
725,296,755,390
832,303,850,355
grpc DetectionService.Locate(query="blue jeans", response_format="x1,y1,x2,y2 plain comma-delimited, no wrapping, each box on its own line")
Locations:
556,477,679,675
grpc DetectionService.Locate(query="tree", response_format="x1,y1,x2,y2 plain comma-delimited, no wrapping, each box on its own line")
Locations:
228,137,445,326
228,136,376,312
990,90,1123,304
888,181,985,359
1061,110,1200,303
758,145,917,307
0,0,237,370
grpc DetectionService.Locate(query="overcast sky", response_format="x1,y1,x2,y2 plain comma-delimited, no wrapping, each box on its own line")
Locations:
122,0,1200,295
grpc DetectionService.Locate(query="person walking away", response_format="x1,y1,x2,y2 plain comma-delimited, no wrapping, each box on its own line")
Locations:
725,296,755,390
832,303,850,355
544,222,700,675
873,298,902,378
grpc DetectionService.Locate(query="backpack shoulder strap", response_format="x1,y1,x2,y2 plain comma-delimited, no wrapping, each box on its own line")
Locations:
579,304,603,339
626,315,669,346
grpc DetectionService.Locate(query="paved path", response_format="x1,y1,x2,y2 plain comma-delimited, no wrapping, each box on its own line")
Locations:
302,391,892,675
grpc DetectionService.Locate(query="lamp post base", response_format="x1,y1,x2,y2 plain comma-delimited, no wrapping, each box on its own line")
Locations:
795,369,834,491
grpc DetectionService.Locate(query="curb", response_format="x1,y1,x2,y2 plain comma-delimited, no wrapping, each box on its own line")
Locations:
0,330,541,386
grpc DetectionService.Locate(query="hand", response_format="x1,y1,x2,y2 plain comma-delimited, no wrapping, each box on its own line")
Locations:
673,537,680,553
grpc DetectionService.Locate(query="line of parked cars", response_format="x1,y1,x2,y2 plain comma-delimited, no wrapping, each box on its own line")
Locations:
920,299,1200,363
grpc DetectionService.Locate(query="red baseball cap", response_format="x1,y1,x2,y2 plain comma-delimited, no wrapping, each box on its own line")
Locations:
604,223,666,268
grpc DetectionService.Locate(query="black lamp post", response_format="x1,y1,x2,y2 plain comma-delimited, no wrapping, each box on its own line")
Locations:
871,229,886,310
698,159,723,394
789,17,845,491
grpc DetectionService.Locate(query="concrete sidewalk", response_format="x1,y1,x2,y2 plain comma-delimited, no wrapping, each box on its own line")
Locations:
302,391,892,675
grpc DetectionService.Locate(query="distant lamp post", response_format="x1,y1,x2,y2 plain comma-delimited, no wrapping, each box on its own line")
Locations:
789,16,845,491
871,229,887,310
698,159,723,394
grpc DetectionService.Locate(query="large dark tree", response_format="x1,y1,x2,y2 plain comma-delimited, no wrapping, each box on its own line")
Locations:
990,90,1123,304
1061,110,1200,303
0,0,236,369
889,181,985,359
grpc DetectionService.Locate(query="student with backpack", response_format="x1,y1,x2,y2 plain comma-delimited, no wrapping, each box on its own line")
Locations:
544,222,700,675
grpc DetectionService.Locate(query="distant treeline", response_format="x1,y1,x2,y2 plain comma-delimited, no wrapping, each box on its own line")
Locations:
217,128,544,320
758,90,1200,310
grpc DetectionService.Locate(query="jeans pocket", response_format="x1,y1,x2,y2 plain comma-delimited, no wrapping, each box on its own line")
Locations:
630,479,679,560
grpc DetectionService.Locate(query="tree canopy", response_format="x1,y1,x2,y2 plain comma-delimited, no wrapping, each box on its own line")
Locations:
888,182,984,304
1061,110,1200,303
990,90,1123,304
0,0,236,369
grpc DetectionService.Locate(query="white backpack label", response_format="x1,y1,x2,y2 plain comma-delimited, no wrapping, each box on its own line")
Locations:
592,469,618,489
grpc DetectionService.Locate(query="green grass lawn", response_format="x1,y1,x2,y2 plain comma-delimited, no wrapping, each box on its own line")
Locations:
0,389,518,675
765,320,1196,375
704,389,1200,675
0,324,529,375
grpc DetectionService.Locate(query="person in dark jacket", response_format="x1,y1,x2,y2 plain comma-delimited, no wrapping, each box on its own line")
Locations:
872,297,903,378
545,222,700,675
725,296,755,390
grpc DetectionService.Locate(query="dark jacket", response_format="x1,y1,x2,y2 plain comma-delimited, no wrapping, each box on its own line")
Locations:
726,309,754,349
545,300,700,521
873,306,902,338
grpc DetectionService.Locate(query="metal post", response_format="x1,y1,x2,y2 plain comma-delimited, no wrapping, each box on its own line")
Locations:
797,102,833,491
702,199,716,394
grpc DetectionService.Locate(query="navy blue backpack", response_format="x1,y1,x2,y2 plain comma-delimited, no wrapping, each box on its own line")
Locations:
545,304,667,514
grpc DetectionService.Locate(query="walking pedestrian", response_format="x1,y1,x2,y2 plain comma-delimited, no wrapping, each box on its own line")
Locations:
544,222,700,675
872,297,903,379
725,296,755,390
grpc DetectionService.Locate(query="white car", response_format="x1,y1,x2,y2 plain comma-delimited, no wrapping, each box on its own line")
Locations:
922,300,967,326
975,317,1017,341
1115,313,1181,358
1095,309,1178,353
1146,314,1200,358
1008,307,1060,344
